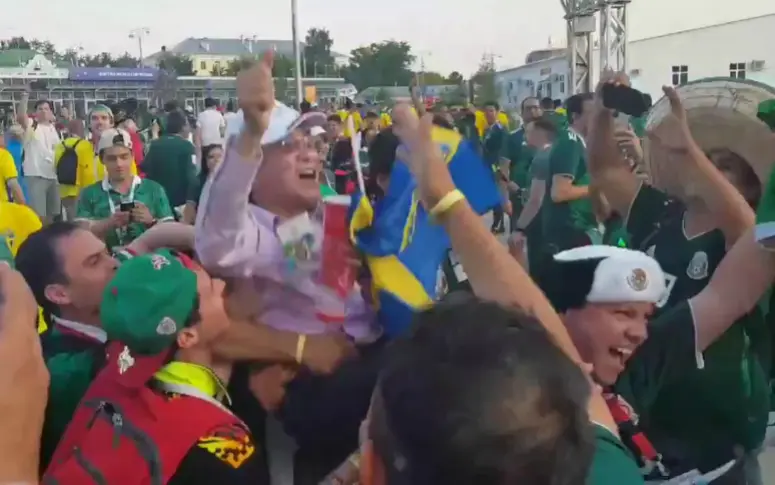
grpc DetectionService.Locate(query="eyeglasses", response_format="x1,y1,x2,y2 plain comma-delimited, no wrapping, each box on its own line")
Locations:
281,133,327,153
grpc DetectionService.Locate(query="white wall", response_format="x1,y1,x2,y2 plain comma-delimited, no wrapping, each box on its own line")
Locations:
496,56,569,111
626,14,775,99
496,14,775,109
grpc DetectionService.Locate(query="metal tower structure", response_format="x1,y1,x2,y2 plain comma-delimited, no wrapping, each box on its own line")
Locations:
598,0,631,74
562,0,631,94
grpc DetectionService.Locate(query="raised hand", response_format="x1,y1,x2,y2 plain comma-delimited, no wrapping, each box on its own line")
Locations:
236,50,275,138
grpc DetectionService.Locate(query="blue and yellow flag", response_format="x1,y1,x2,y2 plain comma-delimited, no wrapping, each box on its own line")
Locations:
349,126,501,337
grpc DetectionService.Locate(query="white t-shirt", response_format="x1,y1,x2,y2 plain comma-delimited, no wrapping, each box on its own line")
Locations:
223,111,240,138
23,119,60,179
197,108,226,146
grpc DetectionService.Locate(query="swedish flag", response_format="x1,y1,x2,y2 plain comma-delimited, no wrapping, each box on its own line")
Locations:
349,127,501,337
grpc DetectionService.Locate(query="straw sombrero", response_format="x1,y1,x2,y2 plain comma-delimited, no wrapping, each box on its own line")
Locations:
643,77,775,201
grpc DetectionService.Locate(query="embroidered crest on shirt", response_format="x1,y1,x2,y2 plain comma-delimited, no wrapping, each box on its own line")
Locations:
150,254,171,270
156,317,177,336
197,424,256,468
686,251,709,280
117,346,135,374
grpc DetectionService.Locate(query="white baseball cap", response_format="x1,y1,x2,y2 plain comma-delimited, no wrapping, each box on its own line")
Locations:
553,245,666,304
98,128,133,153
225,101,327,145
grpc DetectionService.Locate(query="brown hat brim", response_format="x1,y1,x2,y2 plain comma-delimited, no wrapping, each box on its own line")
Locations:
644,77,775,201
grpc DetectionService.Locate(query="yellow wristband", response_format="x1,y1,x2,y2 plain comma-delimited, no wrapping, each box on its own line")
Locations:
295,334,307,364
429,189,465,218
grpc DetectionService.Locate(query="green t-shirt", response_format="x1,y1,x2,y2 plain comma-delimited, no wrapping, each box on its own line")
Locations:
525,148,552,278
506,128,536,189
142,135,197,208
482,123,509,170
601,216,630,248
587,425,643,485
76,178,175,250
627,184,770,467
541,129,595,250
0,238,14,268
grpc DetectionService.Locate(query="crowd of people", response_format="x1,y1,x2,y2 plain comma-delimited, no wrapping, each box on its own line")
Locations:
0,48,774,485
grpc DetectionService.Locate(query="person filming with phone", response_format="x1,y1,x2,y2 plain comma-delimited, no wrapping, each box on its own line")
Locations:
75,128,175,250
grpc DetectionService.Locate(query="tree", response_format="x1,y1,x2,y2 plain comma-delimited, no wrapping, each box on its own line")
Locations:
304,28,335,77
417,71,445,86
275,77,290,103
81,52,117,67
28,39,57,58
446,71,465,85
163,53,195,76
472,55,499,104
273,55,295,78
440,85,468,106
225,56,255,76
211,64,227,76
111,52,140,68
343,41,415,91
0,36,31,50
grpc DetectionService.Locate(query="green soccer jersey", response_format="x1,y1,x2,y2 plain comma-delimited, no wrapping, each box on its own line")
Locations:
525,148,551,278
506,128,536,189
483,123,509,171
587,425,643,485
540,129,595,251
626,184,770,470
76,177,175,251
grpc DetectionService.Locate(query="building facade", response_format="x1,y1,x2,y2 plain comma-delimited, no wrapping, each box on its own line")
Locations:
495,14,775,111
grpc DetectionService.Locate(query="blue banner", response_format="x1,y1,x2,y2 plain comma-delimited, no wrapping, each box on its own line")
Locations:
68,67,159,82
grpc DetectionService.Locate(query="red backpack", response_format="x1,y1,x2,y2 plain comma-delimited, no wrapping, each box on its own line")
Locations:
43,342,242,485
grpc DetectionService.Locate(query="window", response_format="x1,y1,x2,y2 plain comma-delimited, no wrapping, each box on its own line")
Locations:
559,75,566,94
671,65,688,86
200,61,207,70
729,62,746,79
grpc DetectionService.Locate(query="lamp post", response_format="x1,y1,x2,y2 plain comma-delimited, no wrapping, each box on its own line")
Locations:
291,0,303,108
129,27,151,67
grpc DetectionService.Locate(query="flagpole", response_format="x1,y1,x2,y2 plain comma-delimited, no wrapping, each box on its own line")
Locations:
291,0,303,109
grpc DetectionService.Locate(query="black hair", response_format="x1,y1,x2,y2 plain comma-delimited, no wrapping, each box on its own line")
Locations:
520,97,539,110
565,93,594,123
367,128,400,199
431,114,454,130
34,99,52,110
199,144,223,190
483,101,499,110
529,116,559,139
204,97,218,109
539,97,554,110
374,296,594,485
300,100,312,114
553,98,562,109
163,100,179,113
226,99,236,112
15,222,82,325
364,111,379,120
166,110,187,135
327,114,343,124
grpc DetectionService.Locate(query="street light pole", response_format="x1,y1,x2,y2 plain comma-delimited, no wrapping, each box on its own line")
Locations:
291,0,304,109
129,27,151,67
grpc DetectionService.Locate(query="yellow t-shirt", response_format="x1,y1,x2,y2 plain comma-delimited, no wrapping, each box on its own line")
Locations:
498,112,510,130
0,148,20,202
54,137,96,198
380,112,393,128
0,202,46,332
339,110,363,138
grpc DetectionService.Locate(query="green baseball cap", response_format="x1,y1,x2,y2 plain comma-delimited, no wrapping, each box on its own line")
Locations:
101,249,198,355
757,99,775,131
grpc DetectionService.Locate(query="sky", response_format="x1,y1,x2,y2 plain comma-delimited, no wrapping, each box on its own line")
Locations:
1,0,772,75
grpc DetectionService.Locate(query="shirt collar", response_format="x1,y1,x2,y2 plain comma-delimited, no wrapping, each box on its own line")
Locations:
52,315,107,343
252,205,281,231
102,175,142,192
154,361,231,406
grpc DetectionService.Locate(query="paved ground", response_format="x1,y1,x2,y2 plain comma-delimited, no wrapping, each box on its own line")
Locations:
763,449,775,483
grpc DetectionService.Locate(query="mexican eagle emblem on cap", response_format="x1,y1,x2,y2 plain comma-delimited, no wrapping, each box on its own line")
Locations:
627,268,649,292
